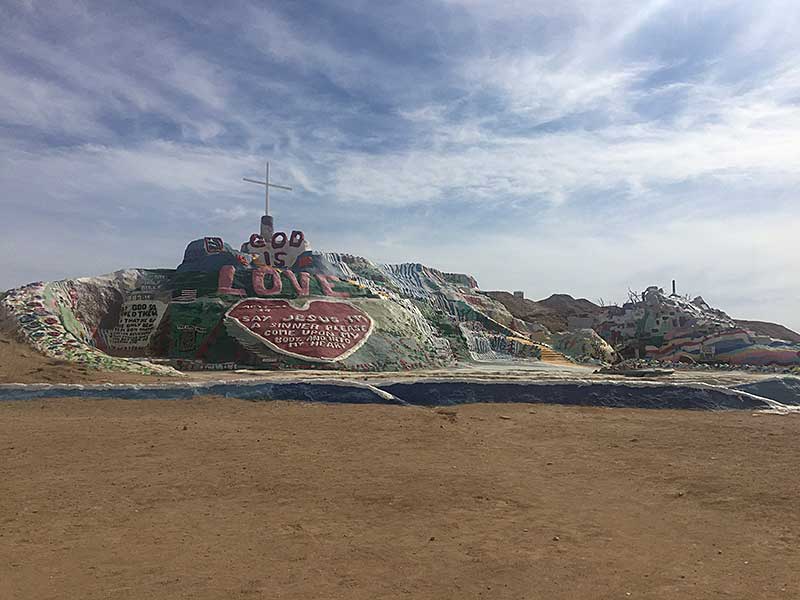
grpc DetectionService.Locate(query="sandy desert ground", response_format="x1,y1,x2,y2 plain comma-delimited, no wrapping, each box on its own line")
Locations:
0,332,175,385
1,396,798,600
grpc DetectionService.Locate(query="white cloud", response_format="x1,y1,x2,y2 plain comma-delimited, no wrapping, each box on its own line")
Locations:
0,68,108,136
461,54,654,124
0,6,233,142
328,99,800,207
213,204,255,221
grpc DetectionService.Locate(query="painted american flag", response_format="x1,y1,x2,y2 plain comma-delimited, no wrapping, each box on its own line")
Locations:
172,289,198,303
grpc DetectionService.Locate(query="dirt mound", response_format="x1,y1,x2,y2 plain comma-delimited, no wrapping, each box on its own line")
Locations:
485,292,601,333
484,292,563,332
735,320,800,343
537,293,602,315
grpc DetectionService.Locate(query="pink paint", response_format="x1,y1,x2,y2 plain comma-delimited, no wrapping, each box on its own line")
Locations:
271,231,287,248
253,267,282,296
216,267,351,298
226,299,373,362
217,265,245,296
249,233,267,248
315,274,349,298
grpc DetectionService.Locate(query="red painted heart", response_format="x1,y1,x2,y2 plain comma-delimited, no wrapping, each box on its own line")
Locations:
226,298,374,363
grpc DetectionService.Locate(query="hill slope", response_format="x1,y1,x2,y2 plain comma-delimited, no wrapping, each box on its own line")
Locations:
734,320,800,343
485,292,601,333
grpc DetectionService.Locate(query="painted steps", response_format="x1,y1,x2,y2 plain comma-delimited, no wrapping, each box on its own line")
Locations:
535,344,574,366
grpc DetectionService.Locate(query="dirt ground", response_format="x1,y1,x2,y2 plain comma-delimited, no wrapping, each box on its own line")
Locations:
0,332,174,385
1,398,798,600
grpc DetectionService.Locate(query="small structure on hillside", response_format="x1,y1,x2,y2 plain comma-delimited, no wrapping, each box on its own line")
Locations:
242,161,293,240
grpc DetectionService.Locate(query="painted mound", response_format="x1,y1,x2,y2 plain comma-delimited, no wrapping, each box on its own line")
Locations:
596,287,800,366
5,225,795,377
733,320,800,344
1,236,550,375
489,286,800,368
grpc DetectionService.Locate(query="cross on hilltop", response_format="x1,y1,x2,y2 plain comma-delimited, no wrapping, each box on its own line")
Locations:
243,161,292,238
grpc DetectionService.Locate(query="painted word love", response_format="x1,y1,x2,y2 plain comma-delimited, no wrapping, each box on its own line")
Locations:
216,265,349,298
226,298,374,362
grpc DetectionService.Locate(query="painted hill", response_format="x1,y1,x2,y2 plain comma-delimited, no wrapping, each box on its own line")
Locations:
487,286,800,367
0,237,556,376
596,287,800,366
3,225,797,374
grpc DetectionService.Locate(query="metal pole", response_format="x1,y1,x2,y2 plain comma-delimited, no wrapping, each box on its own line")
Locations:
265,161,270,216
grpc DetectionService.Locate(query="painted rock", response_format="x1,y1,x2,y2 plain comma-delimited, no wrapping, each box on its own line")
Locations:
226,298,374,363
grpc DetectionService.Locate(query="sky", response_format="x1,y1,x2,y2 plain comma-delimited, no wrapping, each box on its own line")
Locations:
1,0,798,330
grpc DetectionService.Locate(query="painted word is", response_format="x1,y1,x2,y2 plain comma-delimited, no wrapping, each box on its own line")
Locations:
226,299,374,362
241,230,309,268
217,265,349,298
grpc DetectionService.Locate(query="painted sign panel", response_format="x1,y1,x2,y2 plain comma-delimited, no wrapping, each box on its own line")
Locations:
225,298,373,362
99,300,167,353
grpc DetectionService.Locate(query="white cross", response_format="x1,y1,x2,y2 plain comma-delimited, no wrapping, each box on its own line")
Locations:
243,161,292,217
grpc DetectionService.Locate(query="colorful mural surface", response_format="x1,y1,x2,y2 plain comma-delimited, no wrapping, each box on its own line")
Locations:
0,275,179,376
226,298,374,362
